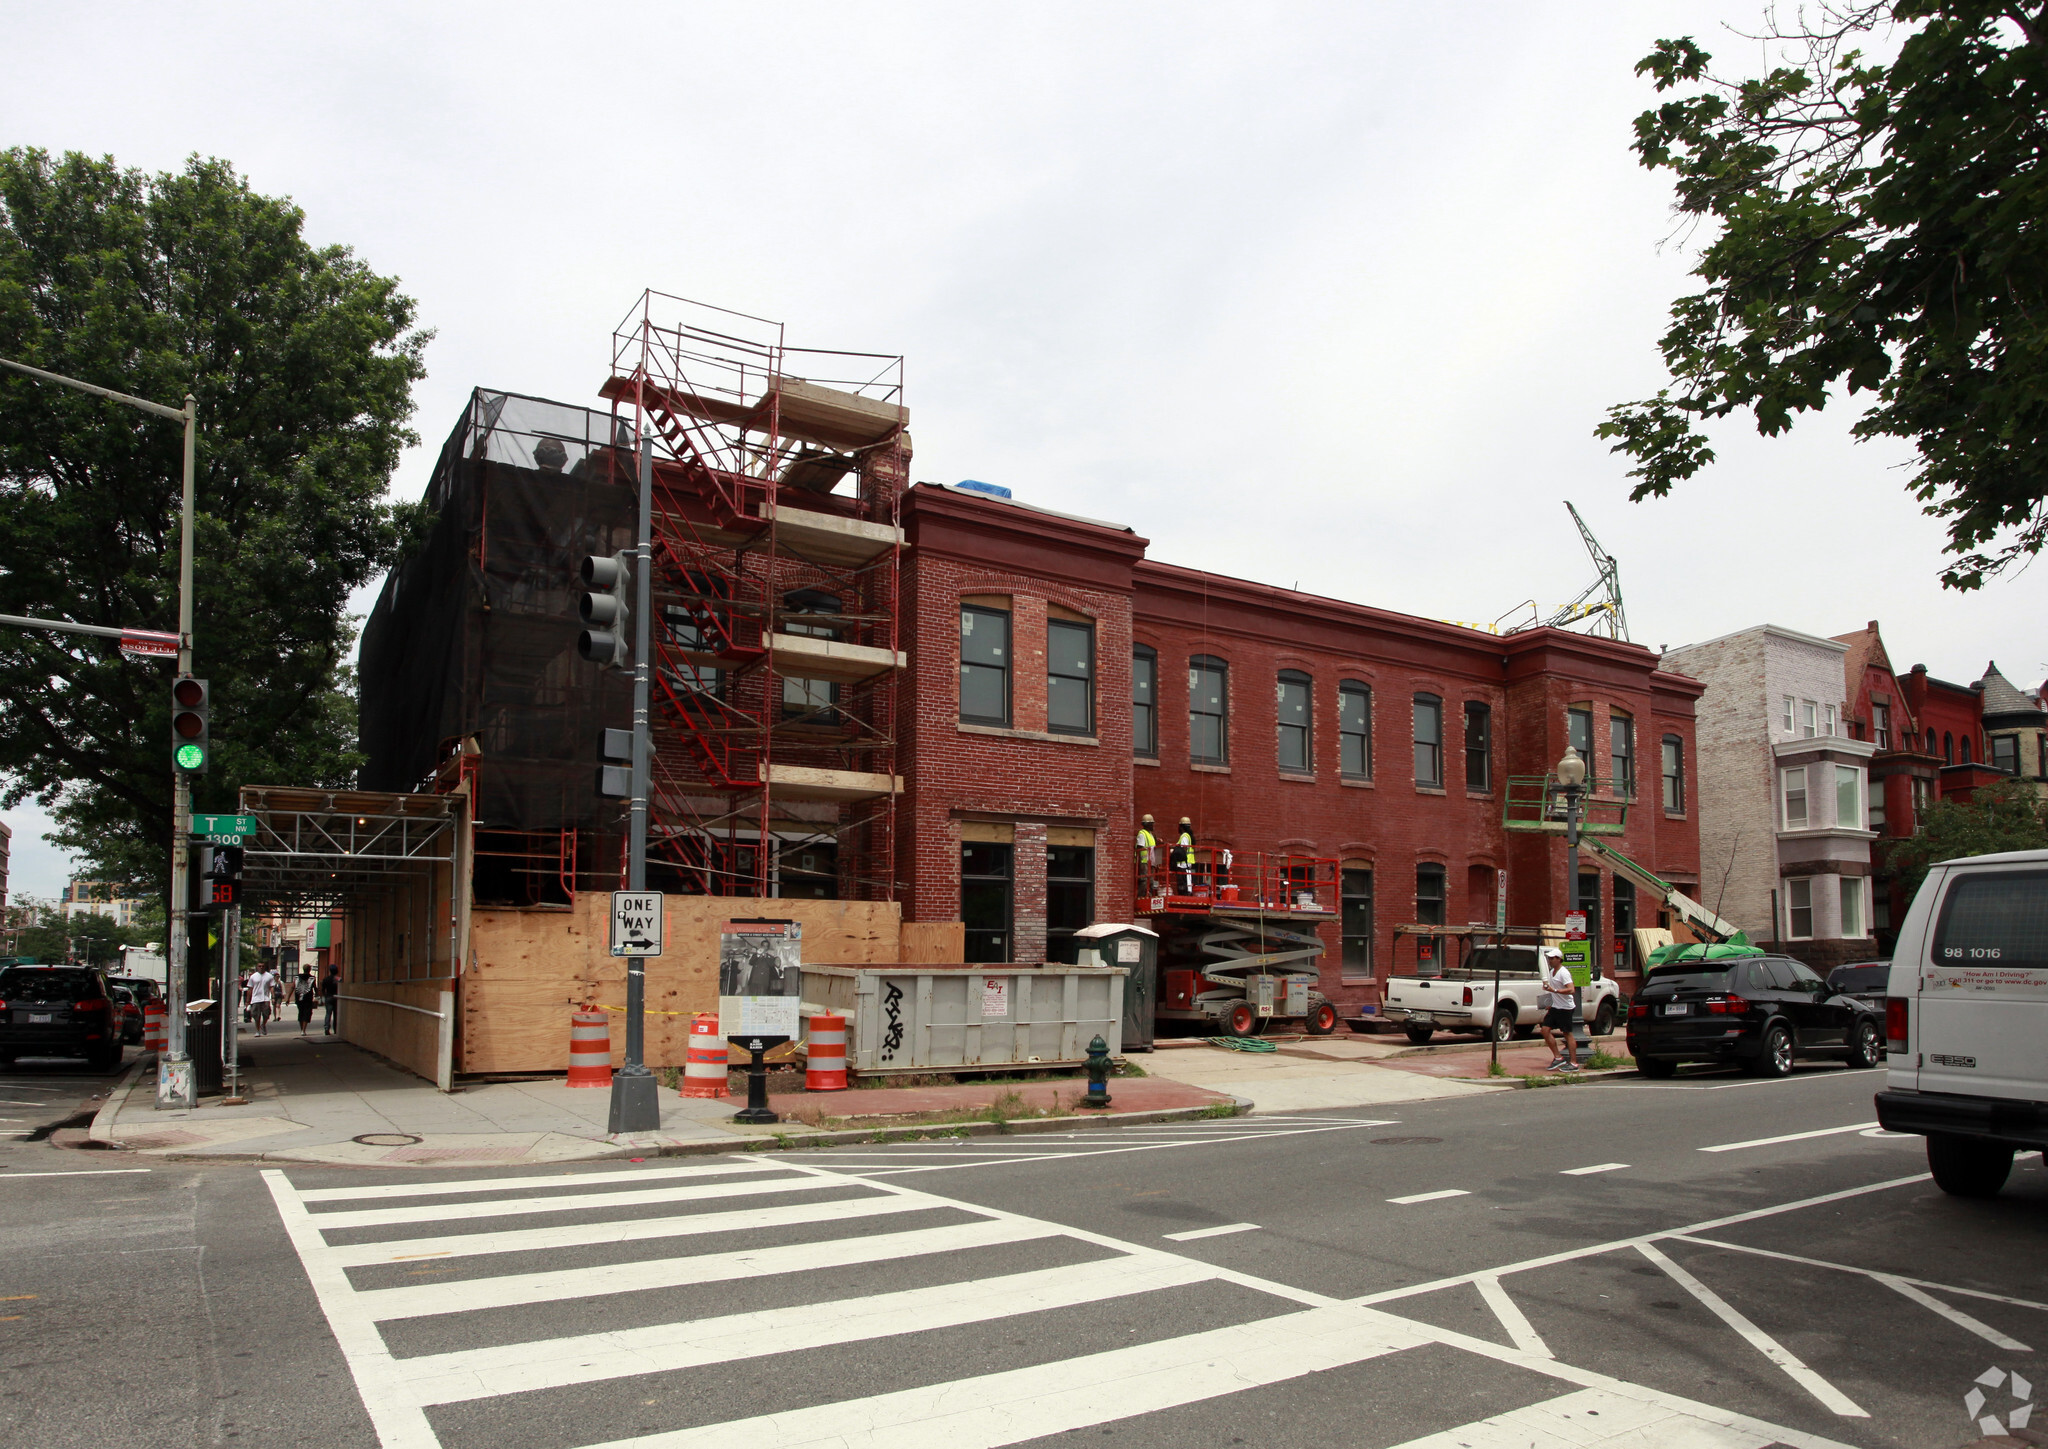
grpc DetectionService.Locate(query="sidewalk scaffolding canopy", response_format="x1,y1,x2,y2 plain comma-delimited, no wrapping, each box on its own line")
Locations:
237,788,462,917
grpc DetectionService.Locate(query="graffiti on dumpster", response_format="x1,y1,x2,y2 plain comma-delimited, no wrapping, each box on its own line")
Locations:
881,979,906,1061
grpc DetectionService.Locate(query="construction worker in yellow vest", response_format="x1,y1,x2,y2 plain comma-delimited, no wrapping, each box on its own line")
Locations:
1172,817,1198,895
1136,814,1158,894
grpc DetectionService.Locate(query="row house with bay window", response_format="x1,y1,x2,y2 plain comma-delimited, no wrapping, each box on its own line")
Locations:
896,482,1705,1014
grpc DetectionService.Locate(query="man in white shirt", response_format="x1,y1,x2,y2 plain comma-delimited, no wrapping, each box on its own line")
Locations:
1537,946,1580,1072
246,966,280,1036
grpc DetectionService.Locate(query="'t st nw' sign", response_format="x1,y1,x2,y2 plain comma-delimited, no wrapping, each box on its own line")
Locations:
609,891,665,958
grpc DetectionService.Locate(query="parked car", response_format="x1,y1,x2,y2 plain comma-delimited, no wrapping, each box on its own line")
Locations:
1625,952,1884,1078
1385,944,1624,1044
107,975,161,1007
109,986,144,1045
0,964,125,1069
1825,960,1891,1010
1876,848,2048,1199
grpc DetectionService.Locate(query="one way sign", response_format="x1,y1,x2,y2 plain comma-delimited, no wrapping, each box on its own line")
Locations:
609,891,665,957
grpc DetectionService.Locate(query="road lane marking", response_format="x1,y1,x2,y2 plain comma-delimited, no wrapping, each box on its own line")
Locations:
1474,1275,1550,1358
1875,1274,2032,1352
1560,1163,1629,1176
293,1157,779,1203
1388,1189,1468,1205
304,1172,837,1230
398,1254,1220,1405
809,1119,1398,1177
1699,1122,1878,1152
1162,1222,1260,1241
0,1168,151,1178
1635,1240,1867,1417
1670,1235,2048,1316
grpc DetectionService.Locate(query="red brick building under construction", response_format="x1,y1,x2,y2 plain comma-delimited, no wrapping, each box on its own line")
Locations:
361,297,1705,1021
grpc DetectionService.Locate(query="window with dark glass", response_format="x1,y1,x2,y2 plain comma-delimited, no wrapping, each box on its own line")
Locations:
1341,868,1374,973
661,605,728,700
1415,864,1446,926
1992,734,2020,773
1661,735,1684,812
781,589,841,724
1046,618,1095,735
1611,877,1635,971
1961,736,1973,764
961,841,1013,963
1277,671,1312,771
1464,702,1491,791
959,604,1011,726
1339,681,1371,779
1943,731,1954,763
780,842,837,899
1413,694,1443,787
1044,845,1095,964
1132,646,1158,758
1577,871,1602,946
1610,712,1635,797
1189,656,1228,764
1567,705,1594,771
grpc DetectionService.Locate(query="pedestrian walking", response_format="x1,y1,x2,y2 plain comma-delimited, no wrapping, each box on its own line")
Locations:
295,972,317,1035
1537,945,1580,1071
246,964,279,1037
321,967,339,1034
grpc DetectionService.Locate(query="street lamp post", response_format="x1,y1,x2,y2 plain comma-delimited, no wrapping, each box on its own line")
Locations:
0,356,198,1108
1554,746,1593,1051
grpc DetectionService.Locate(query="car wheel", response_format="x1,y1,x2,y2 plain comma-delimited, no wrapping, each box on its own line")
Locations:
1303,1001,1338,1035
1747,1023,1794,1078
1636,1056,1678,1079
1591,1000,1617,1037
1490,1007,1516,1044
1403,1025,1435,1045
1845,1018,1883,1069
1224,1004,1259,1038
1927,1134,2014,1199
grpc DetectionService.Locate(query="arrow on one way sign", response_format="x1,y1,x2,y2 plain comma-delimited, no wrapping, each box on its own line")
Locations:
610,891,665,957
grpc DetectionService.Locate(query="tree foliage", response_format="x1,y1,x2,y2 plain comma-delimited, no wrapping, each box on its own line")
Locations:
0,149,429,893
1885,776,2048,897
1600,2,2048,589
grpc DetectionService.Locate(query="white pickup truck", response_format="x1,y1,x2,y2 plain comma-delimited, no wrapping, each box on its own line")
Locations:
1384,944,1623,1045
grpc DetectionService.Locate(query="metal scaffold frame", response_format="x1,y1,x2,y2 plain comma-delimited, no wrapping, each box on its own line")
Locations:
602,291,907,901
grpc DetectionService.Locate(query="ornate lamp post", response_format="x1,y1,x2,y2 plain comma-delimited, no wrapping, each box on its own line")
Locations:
1554,747,1592,1049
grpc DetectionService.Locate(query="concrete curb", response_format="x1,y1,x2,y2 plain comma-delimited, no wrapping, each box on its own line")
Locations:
141,1096,1248,1167
89,1057,151,1145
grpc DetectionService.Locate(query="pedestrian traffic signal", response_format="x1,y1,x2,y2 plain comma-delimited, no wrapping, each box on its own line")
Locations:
577,553,632,668
199,844,243,910
171,676,209,772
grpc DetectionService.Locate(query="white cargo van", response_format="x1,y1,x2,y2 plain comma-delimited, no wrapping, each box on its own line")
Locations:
1875,848,2048,1197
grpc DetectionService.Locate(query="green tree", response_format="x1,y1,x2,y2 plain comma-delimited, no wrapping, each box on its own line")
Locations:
1599,3,2048,589
1885,776,2048,899
0,149,429,895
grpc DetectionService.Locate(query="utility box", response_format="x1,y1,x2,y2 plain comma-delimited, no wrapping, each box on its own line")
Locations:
1074,923,1159,1051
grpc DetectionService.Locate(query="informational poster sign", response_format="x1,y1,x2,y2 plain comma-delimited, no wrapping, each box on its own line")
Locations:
981,975,1008,1019
1116,938,1142,963
718,919,801,1040
1564,911,1588,938
1560,936,1594,991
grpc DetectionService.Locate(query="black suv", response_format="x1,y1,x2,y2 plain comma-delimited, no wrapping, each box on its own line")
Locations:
0,965,125,1069
1625,953,1884,1078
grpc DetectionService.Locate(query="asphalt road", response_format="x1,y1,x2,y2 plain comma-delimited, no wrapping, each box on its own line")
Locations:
1,1057,2041,1449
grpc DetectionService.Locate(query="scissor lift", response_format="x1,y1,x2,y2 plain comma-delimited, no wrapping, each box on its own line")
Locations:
1136,852,1340,1036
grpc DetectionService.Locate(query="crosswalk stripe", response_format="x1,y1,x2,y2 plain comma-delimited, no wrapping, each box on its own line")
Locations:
358,1216,1062,1321
398,1253,1219,1405
568,1300,1429,1449
1377,1387,1777,1448
307,1173,839,1231
328,1190,935,1268
295,1159,780,1204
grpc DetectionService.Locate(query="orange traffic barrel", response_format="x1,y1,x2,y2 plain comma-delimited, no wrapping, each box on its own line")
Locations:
682,1013,729,1099
142,1001,167,1054
805,1013,848,1092
566,1009,612,1088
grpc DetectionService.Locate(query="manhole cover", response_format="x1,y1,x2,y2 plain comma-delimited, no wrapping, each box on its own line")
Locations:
1370,1136,1443,1145
353,1132,424,1147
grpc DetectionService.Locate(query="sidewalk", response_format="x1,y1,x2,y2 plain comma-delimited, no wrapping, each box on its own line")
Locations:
1142,1034,1511,1110
91,1026,1238,1168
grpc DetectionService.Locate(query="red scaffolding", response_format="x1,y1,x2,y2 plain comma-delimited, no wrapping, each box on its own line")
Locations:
600,292,907,900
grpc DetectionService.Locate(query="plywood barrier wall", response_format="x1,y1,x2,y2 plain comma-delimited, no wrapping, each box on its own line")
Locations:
460,896,904,1074
343,979,452,1084
900,921,965,963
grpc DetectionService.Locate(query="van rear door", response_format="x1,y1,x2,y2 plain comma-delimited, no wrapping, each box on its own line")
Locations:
1917,866,2048,1103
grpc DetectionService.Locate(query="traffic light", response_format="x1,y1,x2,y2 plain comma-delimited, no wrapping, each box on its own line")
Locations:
171,676,209,773
598,727,632,798
196,844,243,911
577,552,632,668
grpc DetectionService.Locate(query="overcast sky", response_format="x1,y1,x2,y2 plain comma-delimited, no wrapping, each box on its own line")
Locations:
5,2,2044,898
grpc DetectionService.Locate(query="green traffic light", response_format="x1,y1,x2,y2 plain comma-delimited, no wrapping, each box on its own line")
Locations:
175,742,206,770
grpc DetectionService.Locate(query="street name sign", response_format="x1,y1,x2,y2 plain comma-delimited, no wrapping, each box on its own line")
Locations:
191,813,258,845
610,891,665,957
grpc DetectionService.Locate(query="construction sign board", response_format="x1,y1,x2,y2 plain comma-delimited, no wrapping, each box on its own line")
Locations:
609,891,665,957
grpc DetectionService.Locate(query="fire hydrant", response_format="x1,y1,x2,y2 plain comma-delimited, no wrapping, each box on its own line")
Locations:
1081,1034,1113,1109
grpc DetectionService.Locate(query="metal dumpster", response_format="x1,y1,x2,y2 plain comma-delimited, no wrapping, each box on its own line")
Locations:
803,964,1124,1075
